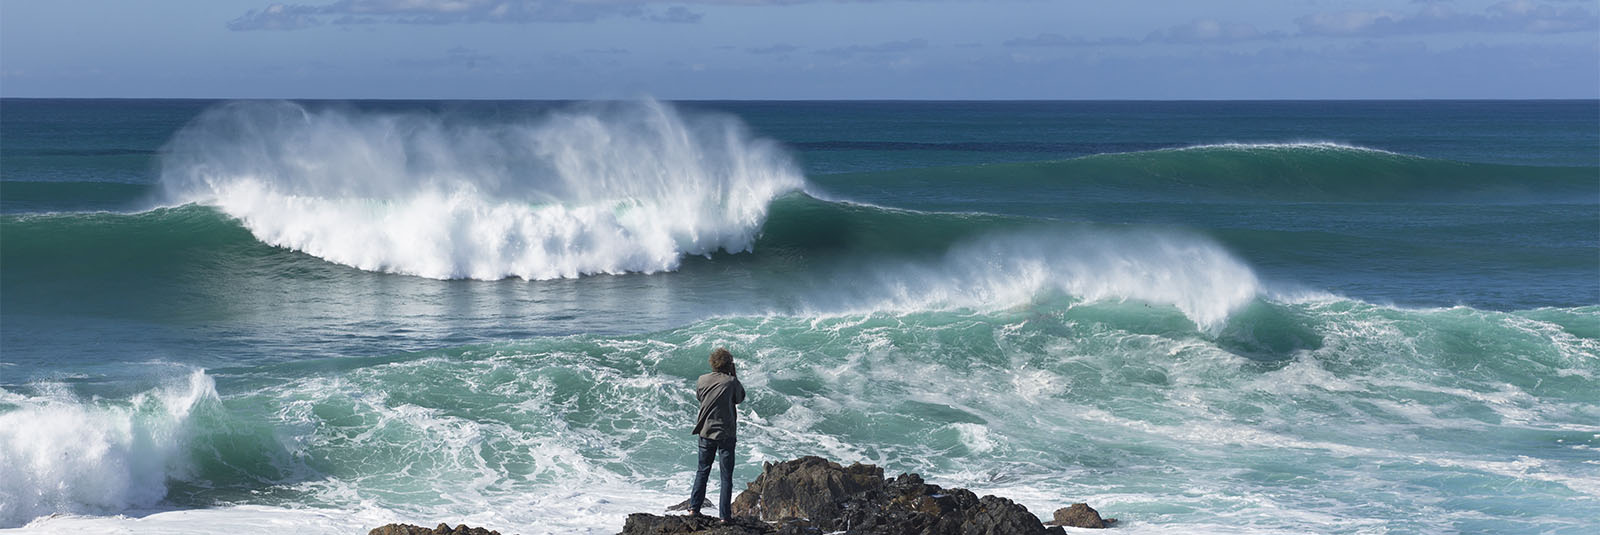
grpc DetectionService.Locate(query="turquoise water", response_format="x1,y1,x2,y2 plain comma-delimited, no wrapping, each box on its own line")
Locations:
1,99,1596,534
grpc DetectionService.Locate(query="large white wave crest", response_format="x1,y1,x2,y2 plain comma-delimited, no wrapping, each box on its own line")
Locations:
159,100,805,280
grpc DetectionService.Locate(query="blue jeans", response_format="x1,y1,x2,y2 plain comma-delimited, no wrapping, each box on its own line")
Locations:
688,436,735,519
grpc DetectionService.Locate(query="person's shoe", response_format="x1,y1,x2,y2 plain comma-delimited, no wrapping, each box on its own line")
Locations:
719,517,735,525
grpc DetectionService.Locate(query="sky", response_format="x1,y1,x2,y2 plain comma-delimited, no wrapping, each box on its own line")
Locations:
1,0,1597,99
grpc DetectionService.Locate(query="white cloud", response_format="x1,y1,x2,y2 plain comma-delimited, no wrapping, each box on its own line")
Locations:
1146,19,1283,44
817,38,928,57
1007,20,1281,49
1003,33,1136,48
1297,10,1403,36
1296,1,1598,37
228,3,323,31
746,43,802,54
228,0,703,30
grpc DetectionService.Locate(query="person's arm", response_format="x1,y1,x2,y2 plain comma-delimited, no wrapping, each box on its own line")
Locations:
733,380,745,405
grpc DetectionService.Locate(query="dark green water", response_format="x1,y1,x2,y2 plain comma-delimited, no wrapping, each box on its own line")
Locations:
1,99,1596,534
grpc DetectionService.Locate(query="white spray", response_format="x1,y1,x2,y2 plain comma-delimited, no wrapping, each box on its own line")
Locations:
158,100,805,280
799,227,1261,333
0,370,217,528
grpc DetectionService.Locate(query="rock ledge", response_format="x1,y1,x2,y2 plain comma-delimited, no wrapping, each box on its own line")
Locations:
621,456,1115,535
1046,503,1117,529
366,457,1116,535
368,522,501,535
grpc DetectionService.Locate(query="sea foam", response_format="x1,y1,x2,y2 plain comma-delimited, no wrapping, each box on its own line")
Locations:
157,100,804,280
0,370,216,528
1161,141,1403,155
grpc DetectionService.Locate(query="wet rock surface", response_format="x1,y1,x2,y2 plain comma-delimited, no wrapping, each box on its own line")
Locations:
368,523,502,535
621,513,775,534
732,455,885,524
620,456,1113,534
1046,503,1118,529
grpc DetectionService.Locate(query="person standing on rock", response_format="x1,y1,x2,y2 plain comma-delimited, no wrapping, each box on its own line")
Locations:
686,347,745,522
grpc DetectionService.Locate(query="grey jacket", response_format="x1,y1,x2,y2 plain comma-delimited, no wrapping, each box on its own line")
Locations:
692,372,745,440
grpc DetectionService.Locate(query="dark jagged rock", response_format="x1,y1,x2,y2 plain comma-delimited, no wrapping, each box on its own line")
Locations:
831,472,1055,535
749,458,1070,535
368,522,501,535
620,513,774,535
622,456,1115,535
1046,503,1117,529
771,517,822,535
965,495,1056,535
730,455,885,525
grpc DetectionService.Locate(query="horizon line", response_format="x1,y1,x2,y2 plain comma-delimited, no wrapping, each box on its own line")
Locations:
3,96,1598,102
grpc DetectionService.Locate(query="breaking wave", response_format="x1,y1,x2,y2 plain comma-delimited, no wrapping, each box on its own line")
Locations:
0,370,218,527
156,100,804,280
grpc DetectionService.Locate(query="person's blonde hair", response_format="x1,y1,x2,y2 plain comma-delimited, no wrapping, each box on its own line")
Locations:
709,347,736,376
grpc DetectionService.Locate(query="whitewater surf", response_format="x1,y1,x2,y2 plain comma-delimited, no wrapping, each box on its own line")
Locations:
2,99,1596,534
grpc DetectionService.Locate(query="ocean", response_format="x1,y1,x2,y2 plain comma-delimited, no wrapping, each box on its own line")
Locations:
1,99,1596,534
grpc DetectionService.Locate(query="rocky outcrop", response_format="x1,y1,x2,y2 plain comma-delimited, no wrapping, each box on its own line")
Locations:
731,456,885,523
831,472,1059,535
620,513,774,534
368,458,1116,535
369,523,501,535
621,456,1113,535
1046,503,1117,529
